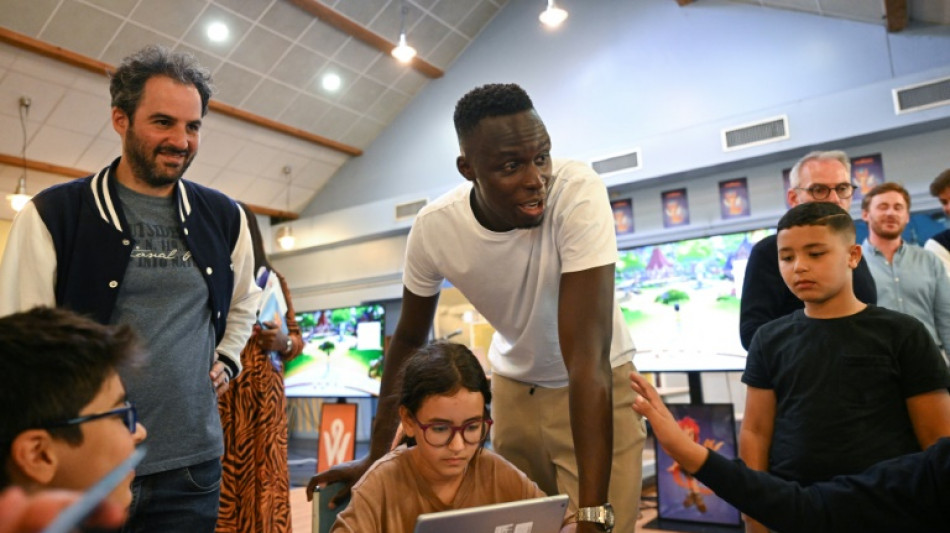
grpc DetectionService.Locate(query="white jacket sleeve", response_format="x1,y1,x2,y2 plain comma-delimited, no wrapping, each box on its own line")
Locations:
213,205,261,377
0,202,57,315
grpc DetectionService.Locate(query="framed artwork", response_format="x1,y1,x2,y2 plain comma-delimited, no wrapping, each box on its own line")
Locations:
782,168,792,208
655,403,741,527
719,178,750,219
851,153,884,200
611,198,635,235
317,401,358,474
661,188,690,228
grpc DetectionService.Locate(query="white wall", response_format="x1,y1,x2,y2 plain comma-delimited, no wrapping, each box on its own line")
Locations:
274,126,950,309
303,0,950,216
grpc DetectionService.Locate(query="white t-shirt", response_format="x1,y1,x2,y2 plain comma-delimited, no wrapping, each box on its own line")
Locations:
924,237,950,276
404,159,635,386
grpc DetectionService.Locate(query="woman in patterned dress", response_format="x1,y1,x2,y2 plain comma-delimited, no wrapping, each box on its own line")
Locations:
217,203,304,533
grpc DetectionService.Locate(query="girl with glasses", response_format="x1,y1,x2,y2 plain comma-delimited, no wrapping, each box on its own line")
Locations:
330,342,573,532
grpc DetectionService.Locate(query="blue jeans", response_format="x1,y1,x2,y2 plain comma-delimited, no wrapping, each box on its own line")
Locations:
121,458,221,533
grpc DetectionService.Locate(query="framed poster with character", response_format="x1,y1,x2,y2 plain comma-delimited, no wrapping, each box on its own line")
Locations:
611,198,635,235
661,188,690,228
655,404,742,527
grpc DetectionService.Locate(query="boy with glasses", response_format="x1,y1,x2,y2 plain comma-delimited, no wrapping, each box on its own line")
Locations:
739,202,950,533
0,307,147,520
739,150,878,350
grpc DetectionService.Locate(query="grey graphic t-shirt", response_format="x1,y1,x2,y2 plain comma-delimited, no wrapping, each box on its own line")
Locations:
111,183,222,475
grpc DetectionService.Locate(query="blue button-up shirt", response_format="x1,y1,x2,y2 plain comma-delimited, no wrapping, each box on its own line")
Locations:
862,238,950,350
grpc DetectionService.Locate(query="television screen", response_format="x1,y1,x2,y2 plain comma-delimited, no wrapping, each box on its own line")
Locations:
616,228,774,356
283,304,385,398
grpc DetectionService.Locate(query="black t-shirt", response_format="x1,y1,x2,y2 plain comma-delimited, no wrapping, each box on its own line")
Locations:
743,305,950,485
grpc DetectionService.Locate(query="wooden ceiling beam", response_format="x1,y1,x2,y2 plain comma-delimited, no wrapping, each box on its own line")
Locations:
884,0,908,32
0,27,361,157
0,153,298,221
675,0,696,6
288,0,445,79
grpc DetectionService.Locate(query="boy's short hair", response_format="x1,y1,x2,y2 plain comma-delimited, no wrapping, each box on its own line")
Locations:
0,307,141,487
453,83,534,139
777,202,856,243
861,182,911,211
929,169,950,198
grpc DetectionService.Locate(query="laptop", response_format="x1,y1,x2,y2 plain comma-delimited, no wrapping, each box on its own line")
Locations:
413,494,569,533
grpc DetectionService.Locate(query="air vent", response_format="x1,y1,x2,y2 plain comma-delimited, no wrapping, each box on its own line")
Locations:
395,198,427,220
893,76,950,115
591,149,641,176
721,115,789,151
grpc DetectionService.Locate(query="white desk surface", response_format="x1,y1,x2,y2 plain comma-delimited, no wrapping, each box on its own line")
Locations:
633,350,747,373
285,380,379,399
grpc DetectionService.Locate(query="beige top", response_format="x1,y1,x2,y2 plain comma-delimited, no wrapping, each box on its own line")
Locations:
331,446,545,533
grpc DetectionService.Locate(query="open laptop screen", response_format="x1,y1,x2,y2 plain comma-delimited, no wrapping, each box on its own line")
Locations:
414,494,568,533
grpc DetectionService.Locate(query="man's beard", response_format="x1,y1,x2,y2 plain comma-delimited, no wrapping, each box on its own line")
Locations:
870,219,905,240
124,126,194,189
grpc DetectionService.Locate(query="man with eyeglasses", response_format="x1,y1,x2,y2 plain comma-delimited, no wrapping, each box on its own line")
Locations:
0,307,147,527
739,150,878,350
861,182,950,366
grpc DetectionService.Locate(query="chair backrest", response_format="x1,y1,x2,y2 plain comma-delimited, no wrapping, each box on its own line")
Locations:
311,481,350,533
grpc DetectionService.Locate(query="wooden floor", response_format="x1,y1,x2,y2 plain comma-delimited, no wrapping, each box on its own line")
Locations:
290,485,697,533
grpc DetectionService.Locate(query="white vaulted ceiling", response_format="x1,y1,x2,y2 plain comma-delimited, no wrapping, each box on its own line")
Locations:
0,0,507,221
728,0,950,27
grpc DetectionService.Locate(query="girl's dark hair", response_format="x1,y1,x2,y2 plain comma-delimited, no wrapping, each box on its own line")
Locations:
398,342,491,446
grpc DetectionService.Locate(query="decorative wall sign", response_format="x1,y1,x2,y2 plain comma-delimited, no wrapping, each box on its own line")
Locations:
656,403,741,527
611,198,635,235
661,188,690,228
719,178,750,219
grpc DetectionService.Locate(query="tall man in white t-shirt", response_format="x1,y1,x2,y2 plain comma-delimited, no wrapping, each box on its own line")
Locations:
310,84,644,533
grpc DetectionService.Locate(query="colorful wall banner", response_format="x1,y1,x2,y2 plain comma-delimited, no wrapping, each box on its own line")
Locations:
719,177,750,219
851,153,884,200
661,188,690,228
611,198,635,235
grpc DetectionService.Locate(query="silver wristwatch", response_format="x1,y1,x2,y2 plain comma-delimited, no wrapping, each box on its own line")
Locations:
284,337,293,354
577,503,614,531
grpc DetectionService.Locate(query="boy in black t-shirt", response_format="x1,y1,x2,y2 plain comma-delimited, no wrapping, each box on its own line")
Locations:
739,202,950,532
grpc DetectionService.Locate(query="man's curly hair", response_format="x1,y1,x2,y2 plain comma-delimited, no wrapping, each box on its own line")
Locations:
453,83,534,138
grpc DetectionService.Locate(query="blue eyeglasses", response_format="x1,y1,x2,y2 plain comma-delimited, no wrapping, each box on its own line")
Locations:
44,401,139,434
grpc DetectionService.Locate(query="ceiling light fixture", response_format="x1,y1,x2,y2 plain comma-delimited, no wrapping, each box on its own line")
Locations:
391,1,417,64
276,225,295,251
539,0,569,28
207,21,229,43
7,96,32,212
276,165,296,251
322,72,341,92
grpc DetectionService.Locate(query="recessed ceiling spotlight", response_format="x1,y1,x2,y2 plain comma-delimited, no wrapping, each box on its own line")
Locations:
207,21,229,42
322,72,342,92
